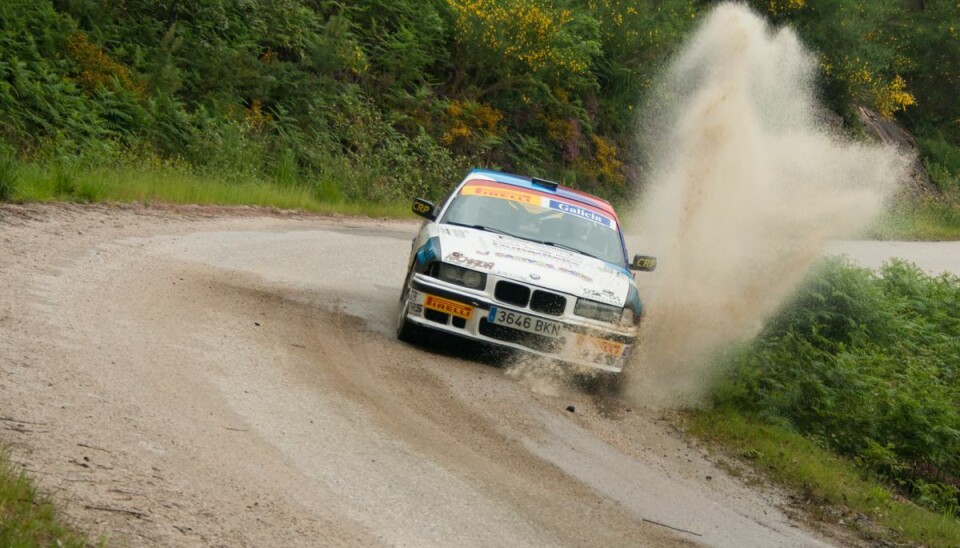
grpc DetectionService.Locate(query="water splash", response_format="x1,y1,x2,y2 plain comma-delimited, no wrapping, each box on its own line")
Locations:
624,3,908,407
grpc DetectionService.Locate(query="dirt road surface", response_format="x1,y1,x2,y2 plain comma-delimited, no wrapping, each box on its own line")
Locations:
5,205,940,547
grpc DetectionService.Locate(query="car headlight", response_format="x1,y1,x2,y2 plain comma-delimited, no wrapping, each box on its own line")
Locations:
619,307,635,326
462,270,484,288
432,262,487,290
574,298,620,323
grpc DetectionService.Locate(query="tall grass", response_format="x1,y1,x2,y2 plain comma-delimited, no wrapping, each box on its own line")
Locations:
0,149,17,201
869,200,960,240
8,161,414,218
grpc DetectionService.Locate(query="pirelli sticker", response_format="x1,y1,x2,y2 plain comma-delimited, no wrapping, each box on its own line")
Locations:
575,333,625,357
424,295,474,320
461,184,539,205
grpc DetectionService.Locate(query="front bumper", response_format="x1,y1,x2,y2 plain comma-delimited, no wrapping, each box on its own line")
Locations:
402,273,637,373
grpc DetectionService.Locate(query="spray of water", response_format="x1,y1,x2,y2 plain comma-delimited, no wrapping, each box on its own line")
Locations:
624,3,909,407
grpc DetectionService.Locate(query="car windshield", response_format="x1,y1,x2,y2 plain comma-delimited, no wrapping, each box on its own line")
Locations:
441,192,627,266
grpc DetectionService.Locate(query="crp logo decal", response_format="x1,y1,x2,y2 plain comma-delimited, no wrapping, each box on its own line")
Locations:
445,252,494,270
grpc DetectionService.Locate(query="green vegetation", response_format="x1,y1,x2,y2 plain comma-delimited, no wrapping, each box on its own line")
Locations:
5,157,410,218
0,0,696,207
870,201,960,240
694,257,960,543
688,410,960,546
0,450,88,547
0,0,957,213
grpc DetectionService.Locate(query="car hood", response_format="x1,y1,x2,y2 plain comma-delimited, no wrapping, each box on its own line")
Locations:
435,225,633,307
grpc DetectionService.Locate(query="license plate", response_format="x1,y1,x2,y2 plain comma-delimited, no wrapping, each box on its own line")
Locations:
488,307,562,338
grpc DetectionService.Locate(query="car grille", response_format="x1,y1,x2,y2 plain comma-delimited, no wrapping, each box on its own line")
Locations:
495,281,530,306
494,281,567,315
530,290,565,316
479,318,564,353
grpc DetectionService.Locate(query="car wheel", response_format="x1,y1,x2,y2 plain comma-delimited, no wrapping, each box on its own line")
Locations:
396,271,423,344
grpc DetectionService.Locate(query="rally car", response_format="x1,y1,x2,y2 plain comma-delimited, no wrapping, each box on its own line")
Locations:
397,168,656,373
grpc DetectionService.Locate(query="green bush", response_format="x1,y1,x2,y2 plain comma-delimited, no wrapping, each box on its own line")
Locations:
920,134,960,192
714,258,960,516
0,147,18,200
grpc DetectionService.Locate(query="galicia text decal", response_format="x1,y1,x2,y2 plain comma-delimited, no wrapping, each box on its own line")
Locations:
548,200,614,229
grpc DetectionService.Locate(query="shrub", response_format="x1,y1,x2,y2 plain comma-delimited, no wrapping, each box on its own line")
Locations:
0,147,18,201
714,258,960,516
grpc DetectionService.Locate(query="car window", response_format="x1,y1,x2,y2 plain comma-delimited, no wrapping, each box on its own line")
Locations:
441,192,626,266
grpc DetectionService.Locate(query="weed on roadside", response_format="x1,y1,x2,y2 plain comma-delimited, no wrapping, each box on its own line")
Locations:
0,148,18,201
0,448,89,547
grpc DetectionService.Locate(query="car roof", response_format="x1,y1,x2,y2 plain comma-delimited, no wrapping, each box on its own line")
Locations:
463,168,620,221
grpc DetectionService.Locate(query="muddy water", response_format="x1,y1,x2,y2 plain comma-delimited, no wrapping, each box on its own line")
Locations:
624,3,908,406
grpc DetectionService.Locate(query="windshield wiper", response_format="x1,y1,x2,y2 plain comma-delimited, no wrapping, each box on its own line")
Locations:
537,240,604,261
445,222,514,237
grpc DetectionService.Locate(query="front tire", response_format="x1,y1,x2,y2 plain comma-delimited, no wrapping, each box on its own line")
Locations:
396,271,424,345
396,300,424,344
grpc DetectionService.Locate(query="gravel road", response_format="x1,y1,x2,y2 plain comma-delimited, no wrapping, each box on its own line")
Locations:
3,204,931,547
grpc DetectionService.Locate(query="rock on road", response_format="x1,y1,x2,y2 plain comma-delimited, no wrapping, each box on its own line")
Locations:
4,204,951,547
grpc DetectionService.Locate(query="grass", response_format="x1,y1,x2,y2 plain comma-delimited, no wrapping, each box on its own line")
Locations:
686,408,960,547
7,162,415,219
0,449,89,547
868,200,960,240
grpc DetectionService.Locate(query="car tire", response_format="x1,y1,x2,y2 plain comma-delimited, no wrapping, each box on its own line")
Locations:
396,301,424,345
396,272,424,345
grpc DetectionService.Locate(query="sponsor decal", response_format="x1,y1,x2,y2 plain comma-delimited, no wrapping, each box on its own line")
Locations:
424,295,474,320
575,333,625,357
445,251,494,270
582,288,621,305
632,256,657,270
412,200,433,215
493,251,593,283
491,239,580,267
461,184,539,205
548,200,615,229
440,227,468,238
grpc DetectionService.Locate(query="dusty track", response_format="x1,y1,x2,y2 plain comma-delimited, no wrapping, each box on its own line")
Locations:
0,203,900,547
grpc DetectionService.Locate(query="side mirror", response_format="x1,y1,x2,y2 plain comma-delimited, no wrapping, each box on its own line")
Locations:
412,198,436,220
631,254,657,272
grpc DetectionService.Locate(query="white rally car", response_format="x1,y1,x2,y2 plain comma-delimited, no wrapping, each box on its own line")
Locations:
397,169,656,373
